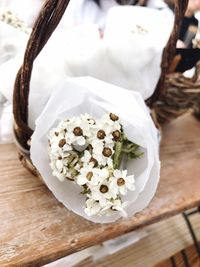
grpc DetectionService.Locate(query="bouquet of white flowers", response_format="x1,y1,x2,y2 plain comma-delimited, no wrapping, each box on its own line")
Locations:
48,112,142,217
31,77,160,223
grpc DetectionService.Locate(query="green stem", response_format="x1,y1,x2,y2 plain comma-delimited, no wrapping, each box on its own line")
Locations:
113,134,142,170
113,141,123,169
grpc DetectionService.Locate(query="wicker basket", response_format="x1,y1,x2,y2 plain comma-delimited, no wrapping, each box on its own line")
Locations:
13,0,193,174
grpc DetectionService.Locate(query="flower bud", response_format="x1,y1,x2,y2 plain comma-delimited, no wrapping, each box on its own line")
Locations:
110,113,119,121
73,127,83,136
112,130,121,141
97,130,106,140
102,147,112,157
117,178,125,186
89,157,98,167
58,139,66,148
100,185,109,193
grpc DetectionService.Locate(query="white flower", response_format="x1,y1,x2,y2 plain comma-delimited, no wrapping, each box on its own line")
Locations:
49,148,81,181
104,134,115,147
65,131,86,147
50,161,66,182
89,178,117,206
80,113,96,127
0,8,30,33
52,170,65,182
100,113,121,133
49,125,65,136
81,150,92,165
84,197,115,217
55,159,63,172
50,159,69,181
93,152,113,167
110,199,129,217
48,113,139,218
91,139,104,152
110,170,135,196
63,143,72,152
62,114,95,139
84,198,101,216
92,140,114,167
93,198,129,217
77,165,110,186
76,164,95,185
97,168,110,180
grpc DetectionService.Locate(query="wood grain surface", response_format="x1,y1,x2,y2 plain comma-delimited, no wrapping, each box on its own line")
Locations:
76,212,200,267
156,244,200,267
0,114,200,267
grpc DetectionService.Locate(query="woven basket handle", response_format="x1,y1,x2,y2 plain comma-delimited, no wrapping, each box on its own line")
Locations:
149,0,189,106
13,0,188,150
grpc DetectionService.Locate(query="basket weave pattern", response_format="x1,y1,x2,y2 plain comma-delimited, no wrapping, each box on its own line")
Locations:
154,61,200,123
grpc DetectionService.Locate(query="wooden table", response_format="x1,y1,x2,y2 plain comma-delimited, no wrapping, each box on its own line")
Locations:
0,114,200,267
77,213,200,267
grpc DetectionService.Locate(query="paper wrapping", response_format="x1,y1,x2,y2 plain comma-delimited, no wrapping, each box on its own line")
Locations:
0,21,28,65
0,28,67,129
63,6,174,99
30,77,160,223
0,5,173,130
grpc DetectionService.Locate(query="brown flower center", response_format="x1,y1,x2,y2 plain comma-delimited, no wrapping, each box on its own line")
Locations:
100,185,109,193
58,139,66,148
110,113,119,121
87,144,93,153
73,127,83,136
86,172,93,181
89,157,98,167
97,130,106,140
102,147,112,157
112,130,121,141
117,178,125,186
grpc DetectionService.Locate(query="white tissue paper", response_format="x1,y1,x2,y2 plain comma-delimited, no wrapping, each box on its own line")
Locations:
0,28,67,129
0,21,28,65
0,5,174,131
0,0,41,66
31,77,160,223
0,93,12,144
64,6,174,100
0,7,29,103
